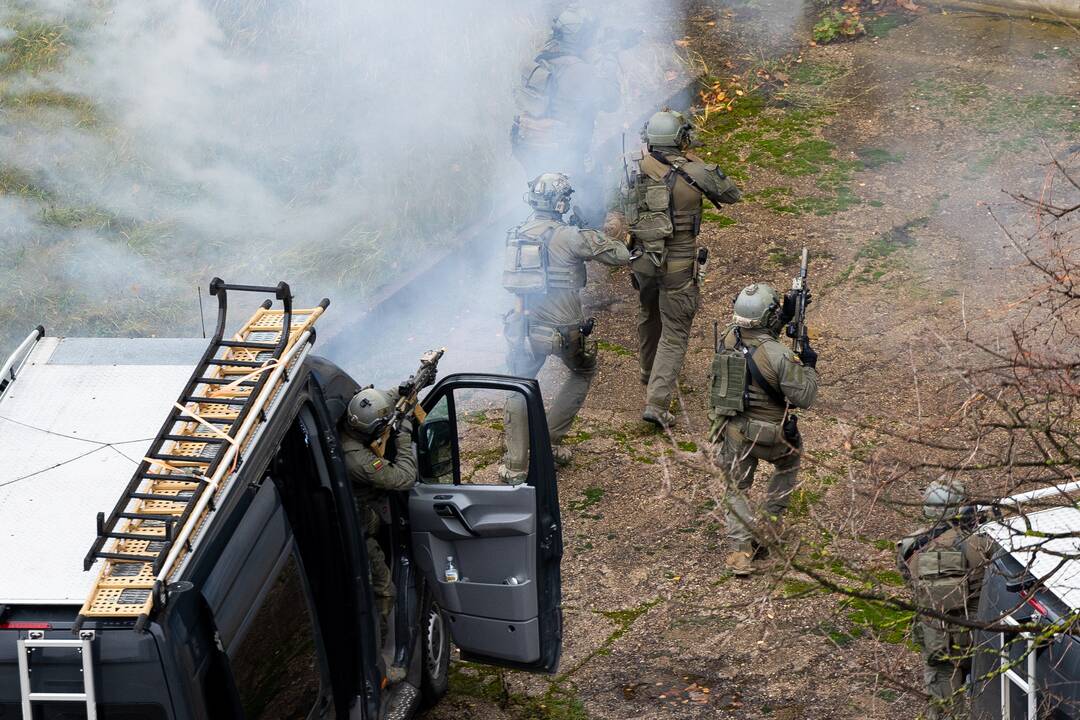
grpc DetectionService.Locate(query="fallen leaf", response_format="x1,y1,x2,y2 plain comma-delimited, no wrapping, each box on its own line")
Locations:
897,0,921,10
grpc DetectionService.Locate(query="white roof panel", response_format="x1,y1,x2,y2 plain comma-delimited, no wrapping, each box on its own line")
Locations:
0,337,205,605
981,506,1080,610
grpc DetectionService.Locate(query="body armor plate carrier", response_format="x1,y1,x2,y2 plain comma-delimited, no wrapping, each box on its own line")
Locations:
503,222,585,297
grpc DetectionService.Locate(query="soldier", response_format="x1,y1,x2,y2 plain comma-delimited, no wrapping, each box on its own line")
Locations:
342,386,417,683
897,480,992,719
709,283,818,576
511,6,620,223
626,110,742,428
500,172,631,484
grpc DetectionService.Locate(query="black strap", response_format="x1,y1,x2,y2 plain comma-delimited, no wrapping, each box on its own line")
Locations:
650,150,721,206
741,343,787,407
900,523,956,563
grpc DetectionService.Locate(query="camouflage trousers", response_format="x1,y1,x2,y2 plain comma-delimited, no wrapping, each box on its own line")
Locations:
633,258,699,412
360,503,395,632
504,325,597,475
924,656,968,719
713,419,800,547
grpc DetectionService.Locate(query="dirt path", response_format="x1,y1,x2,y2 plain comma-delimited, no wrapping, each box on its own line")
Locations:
424,7,1078,720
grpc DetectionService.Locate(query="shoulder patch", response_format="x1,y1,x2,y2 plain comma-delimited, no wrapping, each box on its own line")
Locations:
371,458,385,472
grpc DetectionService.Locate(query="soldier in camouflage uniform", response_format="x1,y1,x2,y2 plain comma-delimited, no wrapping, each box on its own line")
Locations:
709,283,818,576
511,6,620,224
626,110,741,428
342,387,417,682
898,480,992,720
500,172,631,483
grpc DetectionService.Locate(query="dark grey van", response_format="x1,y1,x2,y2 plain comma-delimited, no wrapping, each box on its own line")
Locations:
0,287,563,719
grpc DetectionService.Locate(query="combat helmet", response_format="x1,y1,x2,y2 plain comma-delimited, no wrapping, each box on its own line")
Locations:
923,479,973,522
733,283,783,331
347,387,394,438
553,6,598,49
644,110,693,149
525,172,574,215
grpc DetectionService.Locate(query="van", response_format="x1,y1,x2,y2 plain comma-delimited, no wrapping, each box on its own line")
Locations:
0,280,563,719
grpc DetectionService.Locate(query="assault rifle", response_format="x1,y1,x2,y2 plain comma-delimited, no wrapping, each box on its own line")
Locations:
370,348,445,458
784,247,810,353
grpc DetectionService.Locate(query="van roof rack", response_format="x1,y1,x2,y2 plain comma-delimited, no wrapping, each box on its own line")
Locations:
74,279,328,632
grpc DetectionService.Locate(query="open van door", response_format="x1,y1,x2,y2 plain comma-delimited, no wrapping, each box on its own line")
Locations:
408,373,563,672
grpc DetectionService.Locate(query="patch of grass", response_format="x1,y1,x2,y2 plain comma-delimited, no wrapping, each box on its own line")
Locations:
789,61,848,87
567,487,605,513
871,538,895,552
0,166,51,201
855,147,903,170
0,21,70,76
448,663,590,720
856,217,925,261
782,578,821,598
787,487,823,519
767,246,799,266
872,570,906,587
702,210,737,226
561,430,592,445
596,340,633,357
2,90,100,127
677,440,698,452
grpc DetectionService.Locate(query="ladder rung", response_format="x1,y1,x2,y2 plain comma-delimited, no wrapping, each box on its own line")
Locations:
204,358,269,368
141,472,203,483
217,340,280,349
117,512,178,523
185,396,248,406
146,453,212,465
27,692,88,702
105,530,171,541
129,492,192,502
196,376,256,387
174,414,237,425
161,434,225,444
95,551,158,563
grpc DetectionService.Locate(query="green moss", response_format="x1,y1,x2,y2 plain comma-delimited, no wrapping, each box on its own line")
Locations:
596,340,633,357
448,663,590,720
871,538,895,552
864,13,908,38
782,579,821,598
702,211,736,226
788,61,848,87
567,487,605,513
561,430,592,445
787,487,823,519
677,440,698,452
843,598,913,645
599,598,662,644
856,147,903,170
872,570,905,587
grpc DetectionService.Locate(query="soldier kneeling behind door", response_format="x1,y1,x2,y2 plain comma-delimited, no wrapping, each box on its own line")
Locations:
709,282,818,577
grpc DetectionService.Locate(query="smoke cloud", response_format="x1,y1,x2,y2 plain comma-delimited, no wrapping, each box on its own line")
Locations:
0,0,686,380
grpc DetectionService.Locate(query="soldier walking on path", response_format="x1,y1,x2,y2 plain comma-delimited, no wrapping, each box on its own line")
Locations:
709,282,818,576
500,172,631,484
625,110,741,428
511,6,620,225
898,480,993,720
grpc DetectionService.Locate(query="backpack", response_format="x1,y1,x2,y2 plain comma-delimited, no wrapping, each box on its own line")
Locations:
514,56,556,118
626,155,675,259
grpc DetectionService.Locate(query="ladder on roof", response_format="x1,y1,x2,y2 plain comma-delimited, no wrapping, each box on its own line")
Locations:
76,278,329,632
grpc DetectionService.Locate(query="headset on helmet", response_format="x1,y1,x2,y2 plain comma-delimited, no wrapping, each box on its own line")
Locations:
525,172,574,215
347,387,394,438
732,283,783,331
643,110,694,149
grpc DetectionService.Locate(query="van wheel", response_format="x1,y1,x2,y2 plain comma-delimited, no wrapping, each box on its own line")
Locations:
419,591,450,708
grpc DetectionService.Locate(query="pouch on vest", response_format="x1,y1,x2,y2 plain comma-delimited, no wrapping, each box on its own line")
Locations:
740,418,782,446
629,174,674,256
708,349,747,420
503,227,549,296
913,549,970,615
515,59,554,117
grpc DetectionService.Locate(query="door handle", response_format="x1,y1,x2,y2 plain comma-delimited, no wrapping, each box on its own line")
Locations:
433,502,480,537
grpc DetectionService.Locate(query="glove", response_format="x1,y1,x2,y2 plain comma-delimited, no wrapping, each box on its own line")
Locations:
781,289,812,325
798,340,818,369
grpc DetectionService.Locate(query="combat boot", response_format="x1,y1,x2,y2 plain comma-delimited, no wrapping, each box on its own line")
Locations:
643,405,676,429
497,464,529,486
724,546,753,577
552,445,573,467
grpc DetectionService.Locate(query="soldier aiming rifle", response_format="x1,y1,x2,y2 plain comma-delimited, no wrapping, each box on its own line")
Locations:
708,250,819,576
342,349,444,684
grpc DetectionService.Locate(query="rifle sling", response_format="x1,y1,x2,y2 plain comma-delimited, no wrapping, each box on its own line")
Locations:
742,345,787,408
649,150,719,206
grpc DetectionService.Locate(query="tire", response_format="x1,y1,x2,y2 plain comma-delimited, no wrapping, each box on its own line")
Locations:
419,589,451,708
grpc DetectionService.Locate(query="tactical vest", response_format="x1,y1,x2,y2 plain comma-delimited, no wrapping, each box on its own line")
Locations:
906,529,971,617
626,153,703,262
708,326,748,421
515,56,555,118
503,221,585,297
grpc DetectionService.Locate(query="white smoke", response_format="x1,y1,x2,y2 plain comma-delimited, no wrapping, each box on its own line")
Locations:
0,0,686,377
